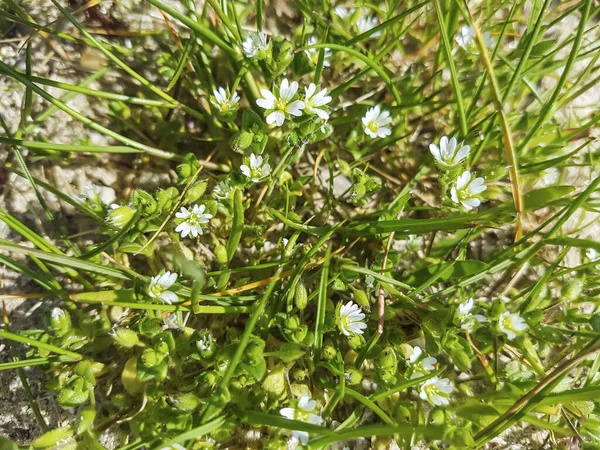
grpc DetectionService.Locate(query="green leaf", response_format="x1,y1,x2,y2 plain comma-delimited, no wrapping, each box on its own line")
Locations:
404,261,488,286
523,186,575,210
32,427,75,449
226,189,244,264
58,377,90,409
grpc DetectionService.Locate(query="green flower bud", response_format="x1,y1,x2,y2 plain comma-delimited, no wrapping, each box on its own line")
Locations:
185,181,208,204
262,365,287,399
293,325,308,343
347,333,366,351
294,282,308,310
352,288,370,308
393,405,411,424
323,343,337,360
284,315,301,331
278,170,293,186
46,307,72,337
332,278,346,291
215,244,228,265
112,328,141,348
563,278,584,302
291,368,308,381
108,205,136,228
430,408,445,425
351,183,367,204
345,368,363,385
108,305,125,323
377,347,397,370
111,393,129,408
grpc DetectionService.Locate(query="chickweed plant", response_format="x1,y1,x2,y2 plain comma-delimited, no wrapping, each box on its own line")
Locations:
1,0,600,449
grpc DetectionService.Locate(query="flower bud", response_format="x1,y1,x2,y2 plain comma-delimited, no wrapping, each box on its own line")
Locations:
46,308,72,338
284,315,301,331
347,334,366,351
185,181,208,204
352,288,370,308
323,343,337,360
294,282,308,310
112,328,140,348
345,368,363,385
215,244,228,265
108,205,135,228
377,347,397,370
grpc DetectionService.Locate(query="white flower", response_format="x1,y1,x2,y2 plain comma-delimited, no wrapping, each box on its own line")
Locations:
160,445,185,450
196,332,214,352
303,83,332,121
338,301,367,336
304,36,332,67
586,248,599,262
210,87,240,114
213,180,234,200
541,167,559,185
429,136,471,169
334,6,355,20
498,312,527,340
148,271,178,304
408,346,438,379
242,31,269,58
450,170,487,210
174,204,212,238
356,15,381,38
280,395,324,446
455,25,494,52
51,307,66,321
457,298,486,330
241,153,271,182
419,376,454,406
406,234,423,252
256,79,305,127
362,105,392,139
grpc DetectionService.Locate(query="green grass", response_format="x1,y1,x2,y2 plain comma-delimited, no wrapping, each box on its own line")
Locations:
0,0,600,449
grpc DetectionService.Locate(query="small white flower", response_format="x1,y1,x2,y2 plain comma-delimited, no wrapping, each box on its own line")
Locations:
408,346,438,379
419,376,454,406
303,83,332,121
241,153,271,182
210,87,240,114
429,136,471,169
498,312,527,340
242,31,269,58
450,170,487,211
406,234,423,252
196,332,214,352
304,36,332,67
457,298,487,330
338,301,368,336
174,204,212,239
356,15,381,38
362,105,392,139
586,248,599,262
256,78,305,127
148,271,178,304
51,307,65,321
280,395,324,446
334,5,355,20
455,25,494,53
160,445,186,450
213,180,234,200
541,167,559,186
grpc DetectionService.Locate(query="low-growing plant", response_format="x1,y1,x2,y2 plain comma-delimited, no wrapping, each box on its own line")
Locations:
1,0,600,449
